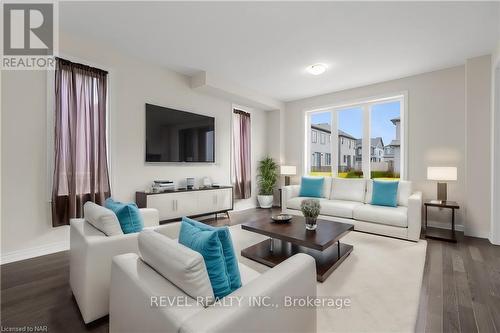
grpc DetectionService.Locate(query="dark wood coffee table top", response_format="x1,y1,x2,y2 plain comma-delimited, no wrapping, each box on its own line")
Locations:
241,216,354,251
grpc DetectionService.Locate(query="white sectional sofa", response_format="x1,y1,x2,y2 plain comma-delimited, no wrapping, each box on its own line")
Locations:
109,230,317,333
282,177,422,241
70,204,181,323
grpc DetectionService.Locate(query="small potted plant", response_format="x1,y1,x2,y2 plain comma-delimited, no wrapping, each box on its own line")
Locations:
300,199,321,230
257,157,278,208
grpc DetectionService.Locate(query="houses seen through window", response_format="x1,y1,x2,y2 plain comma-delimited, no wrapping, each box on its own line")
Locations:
305,96,404,179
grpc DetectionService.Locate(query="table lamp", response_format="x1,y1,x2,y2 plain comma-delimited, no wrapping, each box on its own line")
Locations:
427,167,457,203
280,165,296,186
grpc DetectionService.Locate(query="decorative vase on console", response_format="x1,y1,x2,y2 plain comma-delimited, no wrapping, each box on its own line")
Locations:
300,199,321,231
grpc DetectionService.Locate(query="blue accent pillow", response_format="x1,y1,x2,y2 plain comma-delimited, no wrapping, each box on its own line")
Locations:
104,198,144,234
299,176,324,198
182,217,242,292
371,181,399,207
178,220,232,299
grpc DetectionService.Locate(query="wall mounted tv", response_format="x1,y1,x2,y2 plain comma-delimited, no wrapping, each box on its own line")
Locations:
145,104,215,162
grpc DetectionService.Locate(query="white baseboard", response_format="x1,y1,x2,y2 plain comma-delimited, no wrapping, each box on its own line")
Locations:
1,240,69,265
426,219,464,232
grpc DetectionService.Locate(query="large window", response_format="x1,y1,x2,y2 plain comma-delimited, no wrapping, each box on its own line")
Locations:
307,111,332,176
337,106,363,178
305,95,405,179
370,100,402,179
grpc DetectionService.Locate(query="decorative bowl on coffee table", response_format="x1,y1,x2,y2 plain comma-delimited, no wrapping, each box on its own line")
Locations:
271,214,293,223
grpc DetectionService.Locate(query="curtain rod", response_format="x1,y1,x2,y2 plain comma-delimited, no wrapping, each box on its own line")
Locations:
233,109,250,116
55,56,109,75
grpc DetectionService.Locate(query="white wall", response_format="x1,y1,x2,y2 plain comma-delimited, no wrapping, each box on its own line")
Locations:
491,41,500,244
1,32,268,261
465,55,492,239
284,66,468,231
1,70,70,261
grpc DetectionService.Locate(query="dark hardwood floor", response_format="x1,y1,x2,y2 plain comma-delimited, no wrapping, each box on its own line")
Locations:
1,208,499,333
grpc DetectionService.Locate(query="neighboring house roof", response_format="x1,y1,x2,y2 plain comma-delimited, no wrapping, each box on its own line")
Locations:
355,137,384,148
371,137,384,148
311,123,331,133
388,139,400,147
391,117,400,125
310,124,357,140
338,129,356,140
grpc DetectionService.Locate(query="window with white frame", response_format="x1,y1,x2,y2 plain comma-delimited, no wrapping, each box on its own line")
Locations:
305,95,405,179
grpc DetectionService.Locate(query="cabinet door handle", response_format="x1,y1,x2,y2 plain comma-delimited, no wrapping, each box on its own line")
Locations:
175,200,178,211
172,200,175,211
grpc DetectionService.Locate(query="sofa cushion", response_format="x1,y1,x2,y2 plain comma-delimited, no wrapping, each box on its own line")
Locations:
365,180,412,206
181,217,242,293
353,204,408,227
322,177,332,199
320,200,364,219
299,176,325,198
371,180,399,207
178,221,232,299
286,197,327,211
83,201,123,236
138,230,214,306
105,198,144,234
330,178,366,202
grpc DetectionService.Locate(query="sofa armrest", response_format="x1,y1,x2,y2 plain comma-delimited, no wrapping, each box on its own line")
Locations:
154,222,181,239
282,185,301,210
140,208,160,228
70,219,140,323
407,191,422,241
180,253,317,333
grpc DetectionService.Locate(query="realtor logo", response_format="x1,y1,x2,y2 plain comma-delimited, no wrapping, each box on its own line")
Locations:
2,2,57,69
3,3,53,55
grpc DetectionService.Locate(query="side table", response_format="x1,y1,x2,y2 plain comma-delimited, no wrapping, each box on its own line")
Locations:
424,200,460,242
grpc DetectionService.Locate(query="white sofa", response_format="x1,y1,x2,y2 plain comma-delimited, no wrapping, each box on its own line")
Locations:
109,230,317,333
282,178,422,241
70,205,181,324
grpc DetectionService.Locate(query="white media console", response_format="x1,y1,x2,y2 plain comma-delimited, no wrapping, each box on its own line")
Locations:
136,186,233,223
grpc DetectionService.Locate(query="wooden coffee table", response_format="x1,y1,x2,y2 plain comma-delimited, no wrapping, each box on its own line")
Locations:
241,216,354,282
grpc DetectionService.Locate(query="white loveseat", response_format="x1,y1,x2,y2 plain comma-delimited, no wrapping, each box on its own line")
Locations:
70,204,181,323
109,229,317,333
282,178,422,241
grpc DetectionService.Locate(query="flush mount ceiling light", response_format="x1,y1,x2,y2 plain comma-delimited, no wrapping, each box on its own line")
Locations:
306,63,327,75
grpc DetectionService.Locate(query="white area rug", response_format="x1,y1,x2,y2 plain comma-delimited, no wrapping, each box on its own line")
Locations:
229,225,427,333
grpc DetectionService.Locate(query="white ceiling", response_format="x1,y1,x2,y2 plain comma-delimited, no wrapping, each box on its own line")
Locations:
60,1,500,102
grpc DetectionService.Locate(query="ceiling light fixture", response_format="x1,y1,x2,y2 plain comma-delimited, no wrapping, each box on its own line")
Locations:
306,63,327,75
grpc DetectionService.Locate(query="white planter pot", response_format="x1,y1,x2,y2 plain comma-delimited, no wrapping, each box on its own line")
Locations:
257,195,274,208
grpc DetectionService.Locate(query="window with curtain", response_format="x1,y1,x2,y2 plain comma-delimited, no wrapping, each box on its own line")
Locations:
232,109,251,199
51,58,111,227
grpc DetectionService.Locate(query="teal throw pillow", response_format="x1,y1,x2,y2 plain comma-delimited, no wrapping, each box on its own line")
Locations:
371,180,399,207
299,176,324,198
104,198,144,234
178,220,232,299
182,217,242,292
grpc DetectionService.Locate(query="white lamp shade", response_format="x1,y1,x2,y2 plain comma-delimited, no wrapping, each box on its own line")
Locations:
427,167,457,181
280,165,297,175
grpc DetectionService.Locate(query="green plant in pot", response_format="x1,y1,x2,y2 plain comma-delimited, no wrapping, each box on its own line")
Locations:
300,199,321,230
257,157,278,208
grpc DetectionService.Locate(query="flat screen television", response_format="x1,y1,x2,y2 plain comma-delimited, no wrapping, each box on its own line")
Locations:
145,104,215,162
